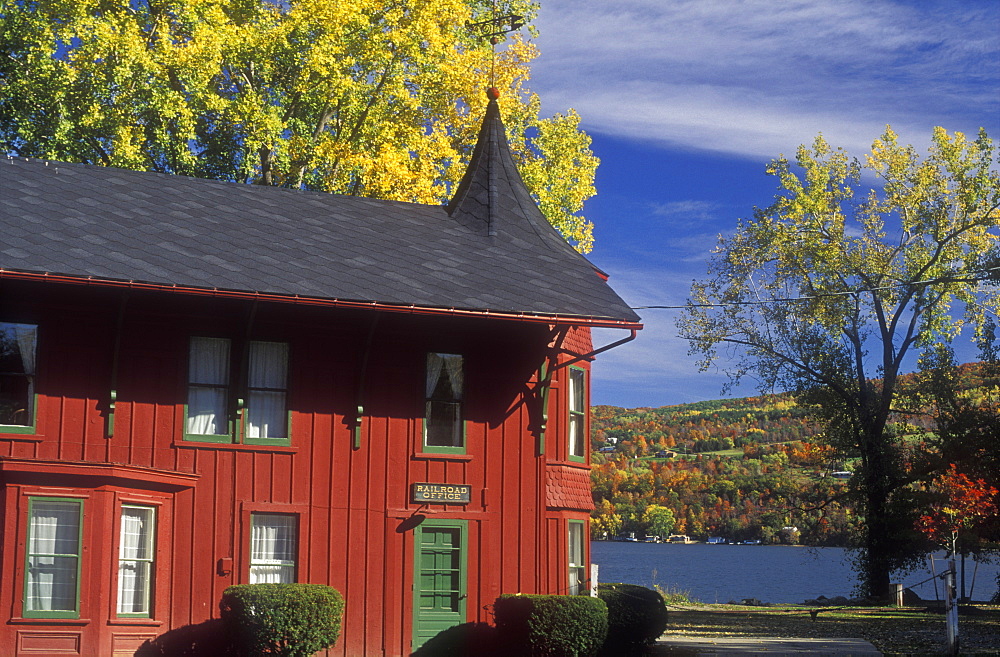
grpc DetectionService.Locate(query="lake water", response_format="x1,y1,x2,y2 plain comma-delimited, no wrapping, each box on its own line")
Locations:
591,541,1000,604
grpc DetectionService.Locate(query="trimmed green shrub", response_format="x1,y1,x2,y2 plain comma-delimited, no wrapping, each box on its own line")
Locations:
494,593,608,657
220,583,344,657
597,583,669,656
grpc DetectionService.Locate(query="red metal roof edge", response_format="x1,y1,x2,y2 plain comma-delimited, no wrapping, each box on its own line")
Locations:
1,269,644,330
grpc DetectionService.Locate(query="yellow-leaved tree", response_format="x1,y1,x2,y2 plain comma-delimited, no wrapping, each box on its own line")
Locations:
0,0,597,251
678,126,1000,599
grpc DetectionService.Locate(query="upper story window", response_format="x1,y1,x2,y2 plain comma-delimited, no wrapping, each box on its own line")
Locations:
187,337,231,437
568,367,587,461
423,353,464,453
25,497,82,618
0,322,37,431
185,337,289,445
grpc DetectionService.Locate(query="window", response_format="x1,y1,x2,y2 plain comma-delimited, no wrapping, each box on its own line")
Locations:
250,513,297,583
118,506,155,616
185,337,289,444
568,367,586,460
423,353,464,451
568,520,586,595
24,498,82,618
186,337,231,438
0,322,37,431
246,341,289,441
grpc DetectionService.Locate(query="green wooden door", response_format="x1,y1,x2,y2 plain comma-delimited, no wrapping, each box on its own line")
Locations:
412,520,467,650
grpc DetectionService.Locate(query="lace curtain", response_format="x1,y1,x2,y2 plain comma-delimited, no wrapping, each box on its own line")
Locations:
426,353,463,400
250,514,297,584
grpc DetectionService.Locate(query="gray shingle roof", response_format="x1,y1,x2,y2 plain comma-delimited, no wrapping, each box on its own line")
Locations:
0,101,640,326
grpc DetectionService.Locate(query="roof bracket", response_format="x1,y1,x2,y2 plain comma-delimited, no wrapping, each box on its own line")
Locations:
551,328,638,371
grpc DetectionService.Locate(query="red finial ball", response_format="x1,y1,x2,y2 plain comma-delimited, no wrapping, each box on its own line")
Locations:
487,87,500,100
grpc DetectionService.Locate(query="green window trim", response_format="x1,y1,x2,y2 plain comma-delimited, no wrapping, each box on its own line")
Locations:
1,392,39,434
243,412,294,447
23,497,83,619
568,366,587,462
1,322,39,433
181,403,233,443
420,419,467,455
183,337,291,446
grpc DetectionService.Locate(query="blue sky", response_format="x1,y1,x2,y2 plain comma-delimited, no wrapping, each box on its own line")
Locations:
528,0,1000,408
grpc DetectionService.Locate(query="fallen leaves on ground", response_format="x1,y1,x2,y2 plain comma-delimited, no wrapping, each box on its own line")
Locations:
661,604,1000,654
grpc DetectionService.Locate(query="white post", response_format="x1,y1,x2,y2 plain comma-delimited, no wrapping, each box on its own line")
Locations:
893,583,903,607
589,564,599,597
944,560,959,655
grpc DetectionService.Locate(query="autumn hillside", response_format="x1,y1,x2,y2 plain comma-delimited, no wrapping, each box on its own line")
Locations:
588,363,995,546
589,392,858,546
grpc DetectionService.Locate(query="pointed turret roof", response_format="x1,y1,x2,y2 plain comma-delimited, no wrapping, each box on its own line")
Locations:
445,94,641,322
449,96,580,253
0,99,641,327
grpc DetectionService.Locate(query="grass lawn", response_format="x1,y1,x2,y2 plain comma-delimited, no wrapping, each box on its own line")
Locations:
661,603,1000,655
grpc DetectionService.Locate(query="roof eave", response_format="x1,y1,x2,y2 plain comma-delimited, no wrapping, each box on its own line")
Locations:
0,269,643,330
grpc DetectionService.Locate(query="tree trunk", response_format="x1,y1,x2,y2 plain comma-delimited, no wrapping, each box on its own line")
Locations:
862,478,895,600
858,422,896,601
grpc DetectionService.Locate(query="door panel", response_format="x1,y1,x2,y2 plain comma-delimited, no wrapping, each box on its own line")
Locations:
413,522,466,650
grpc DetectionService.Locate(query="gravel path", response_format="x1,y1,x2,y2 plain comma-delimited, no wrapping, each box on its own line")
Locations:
657,604,1000,655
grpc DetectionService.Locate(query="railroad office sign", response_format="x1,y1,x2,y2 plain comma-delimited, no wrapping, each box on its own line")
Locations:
412,483,472,504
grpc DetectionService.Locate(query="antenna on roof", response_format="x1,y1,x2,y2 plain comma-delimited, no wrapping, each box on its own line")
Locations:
467,1,525,95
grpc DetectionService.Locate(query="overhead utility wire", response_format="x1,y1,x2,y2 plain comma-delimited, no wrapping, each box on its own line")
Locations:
631,266,1000,311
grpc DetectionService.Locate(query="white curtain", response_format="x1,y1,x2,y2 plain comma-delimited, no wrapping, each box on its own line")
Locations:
426,353,462,400
118,507,153,614
187,338,229,435
13,324,36,378
250,514,296,584
27,501,79,612
247,342,288,439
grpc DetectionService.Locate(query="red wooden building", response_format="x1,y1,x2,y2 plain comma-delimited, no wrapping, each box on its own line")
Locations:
0,99,641,656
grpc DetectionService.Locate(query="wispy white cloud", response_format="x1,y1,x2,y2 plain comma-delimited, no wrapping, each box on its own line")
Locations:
531,0,1000,160
535,0,999,407
649,200,720,221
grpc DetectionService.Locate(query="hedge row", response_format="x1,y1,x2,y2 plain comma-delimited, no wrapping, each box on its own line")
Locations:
212,583,666,657
492,585,667,657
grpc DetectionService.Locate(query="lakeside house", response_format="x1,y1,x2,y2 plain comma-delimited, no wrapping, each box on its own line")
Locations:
0,97,641,656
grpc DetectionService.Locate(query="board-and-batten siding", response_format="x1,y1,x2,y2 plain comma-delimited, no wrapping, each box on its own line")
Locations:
1,285,594,656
